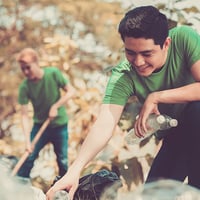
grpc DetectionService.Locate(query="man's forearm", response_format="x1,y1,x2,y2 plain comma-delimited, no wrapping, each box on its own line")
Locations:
69,121,114,174
150,82,200,104
53,84,75,109
67,104,123,173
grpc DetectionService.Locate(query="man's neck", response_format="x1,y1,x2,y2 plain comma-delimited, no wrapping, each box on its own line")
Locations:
32,68,44,82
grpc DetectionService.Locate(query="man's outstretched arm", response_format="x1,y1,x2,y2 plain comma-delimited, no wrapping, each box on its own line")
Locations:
46,103,124,200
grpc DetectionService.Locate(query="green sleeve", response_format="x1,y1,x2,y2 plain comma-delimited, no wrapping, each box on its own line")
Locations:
174,26,200,68
54,67,68,88
103,61,135,105
18,81,29,105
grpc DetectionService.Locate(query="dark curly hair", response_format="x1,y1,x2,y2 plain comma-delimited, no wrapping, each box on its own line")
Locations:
118,6,169,48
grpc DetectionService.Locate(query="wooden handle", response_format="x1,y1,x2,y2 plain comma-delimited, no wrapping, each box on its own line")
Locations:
11,118,51,176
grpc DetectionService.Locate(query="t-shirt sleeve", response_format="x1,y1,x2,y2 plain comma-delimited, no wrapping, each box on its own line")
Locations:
103,66,135,105
177,26,200,67
18,82,29,105
54,68,69,88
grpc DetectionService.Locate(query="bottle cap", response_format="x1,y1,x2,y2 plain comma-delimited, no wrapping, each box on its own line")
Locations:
156,115,165,124
169,119,178,127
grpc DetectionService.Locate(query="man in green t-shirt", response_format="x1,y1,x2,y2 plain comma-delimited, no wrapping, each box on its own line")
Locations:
17,48,75,178
46,6,200,200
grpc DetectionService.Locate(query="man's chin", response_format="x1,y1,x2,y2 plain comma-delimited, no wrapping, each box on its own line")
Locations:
27,76,36,81
135,66,154,77
137,70,152,77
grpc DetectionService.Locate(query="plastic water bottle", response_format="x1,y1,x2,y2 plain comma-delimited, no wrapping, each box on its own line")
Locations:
125,114,178,144
53,190,69,200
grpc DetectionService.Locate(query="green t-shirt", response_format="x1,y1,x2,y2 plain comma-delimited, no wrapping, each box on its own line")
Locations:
103,26,200,119
18,67,69,127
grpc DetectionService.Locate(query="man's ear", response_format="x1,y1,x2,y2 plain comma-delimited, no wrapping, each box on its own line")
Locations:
163,37,171,49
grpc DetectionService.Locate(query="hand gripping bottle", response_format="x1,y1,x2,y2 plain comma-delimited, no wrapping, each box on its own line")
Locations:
125,114,178,144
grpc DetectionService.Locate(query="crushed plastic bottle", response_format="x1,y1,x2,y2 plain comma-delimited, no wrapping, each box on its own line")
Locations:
53,190,70,200
125,114,178,144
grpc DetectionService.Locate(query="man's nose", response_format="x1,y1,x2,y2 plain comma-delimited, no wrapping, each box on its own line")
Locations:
23,69,30,75
133,54,145,66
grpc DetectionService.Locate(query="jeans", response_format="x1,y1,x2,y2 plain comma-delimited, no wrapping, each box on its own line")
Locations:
17,123,68,178
146,101,200,189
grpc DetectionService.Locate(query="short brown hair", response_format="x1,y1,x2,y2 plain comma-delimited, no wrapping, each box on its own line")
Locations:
17,48,39,63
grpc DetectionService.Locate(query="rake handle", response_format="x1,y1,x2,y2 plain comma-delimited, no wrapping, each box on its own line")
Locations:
11,118,51,176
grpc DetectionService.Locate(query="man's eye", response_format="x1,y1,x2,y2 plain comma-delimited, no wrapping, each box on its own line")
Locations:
143,53,152,57
126,51,135,56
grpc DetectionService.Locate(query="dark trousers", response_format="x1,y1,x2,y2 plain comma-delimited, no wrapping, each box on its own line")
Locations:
146,101,200,189
17,124,68,178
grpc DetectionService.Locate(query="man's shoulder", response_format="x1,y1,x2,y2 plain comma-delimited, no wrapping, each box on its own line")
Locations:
44,67,63,79
19,79,28,88
44,66,60,73
113,59,131,73
169,25,196,37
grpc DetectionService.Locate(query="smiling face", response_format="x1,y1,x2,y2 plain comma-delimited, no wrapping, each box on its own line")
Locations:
124,37,171,77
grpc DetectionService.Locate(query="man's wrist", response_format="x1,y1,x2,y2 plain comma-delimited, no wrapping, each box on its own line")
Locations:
148,91,160,104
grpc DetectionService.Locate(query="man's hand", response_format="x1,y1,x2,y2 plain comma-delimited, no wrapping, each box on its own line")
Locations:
26,140,33,153
134,92,160,137
46,169,80,200
48,104,58,120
